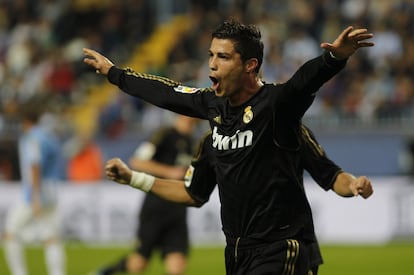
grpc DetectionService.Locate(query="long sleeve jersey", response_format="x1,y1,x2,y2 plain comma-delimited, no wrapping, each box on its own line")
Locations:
184,124,342,265
107,51,346,243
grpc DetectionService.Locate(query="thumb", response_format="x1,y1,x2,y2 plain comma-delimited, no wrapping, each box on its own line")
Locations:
320,42,333,51
350,179,360,196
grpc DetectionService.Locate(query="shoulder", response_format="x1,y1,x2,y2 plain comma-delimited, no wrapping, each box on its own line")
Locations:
253,83,282,101
259,83,282,93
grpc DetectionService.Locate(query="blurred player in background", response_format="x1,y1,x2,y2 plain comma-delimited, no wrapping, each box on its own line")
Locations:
93,114,199,275
2,102,66,275
105,124,373,275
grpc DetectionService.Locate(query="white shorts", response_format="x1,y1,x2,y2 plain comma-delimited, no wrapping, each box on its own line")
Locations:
5,202,60,242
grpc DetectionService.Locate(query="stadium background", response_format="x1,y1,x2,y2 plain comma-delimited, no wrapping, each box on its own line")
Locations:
0,0,414,274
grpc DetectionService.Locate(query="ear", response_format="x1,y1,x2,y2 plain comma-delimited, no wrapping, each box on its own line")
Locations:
245,58,259,73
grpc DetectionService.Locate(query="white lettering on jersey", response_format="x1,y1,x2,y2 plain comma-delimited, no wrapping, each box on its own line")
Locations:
212,126,253,150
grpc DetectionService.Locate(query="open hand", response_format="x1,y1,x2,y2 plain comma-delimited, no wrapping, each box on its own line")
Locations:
320,26,374,60
83,48,114,75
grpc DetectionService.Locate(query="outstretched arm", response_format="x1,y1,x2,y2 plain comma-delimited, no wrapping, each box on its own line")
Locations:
105,158,197,205
332,172,373,199
278,26,374,119
83,48,210,119
300,124,374,199
320,26,374,60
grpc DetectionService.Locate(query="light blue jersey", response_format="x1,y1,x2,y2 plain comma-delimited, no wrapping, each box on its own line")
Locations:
18,125,62,206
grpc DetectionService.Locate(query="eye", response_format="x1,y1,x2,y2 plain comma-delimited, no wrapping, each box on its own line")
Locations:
218,53,228,59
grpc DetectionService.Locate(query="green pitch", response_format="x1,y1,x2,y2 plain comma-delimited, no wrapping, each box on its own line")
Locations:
1,242,413,274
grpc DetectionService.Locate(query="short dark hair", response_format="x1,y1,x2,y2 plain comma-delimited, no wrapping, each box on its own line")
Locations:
212,19,264,73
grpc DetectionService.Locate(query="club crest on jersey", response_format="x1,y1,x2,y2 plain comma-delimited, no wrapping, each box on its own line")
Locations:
174,85,199,93
243,106,253,124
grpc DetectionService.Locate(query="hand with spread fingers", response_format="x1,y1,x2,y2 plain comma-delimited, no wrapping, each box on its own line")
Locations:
83,48,114,75
320,26,374,60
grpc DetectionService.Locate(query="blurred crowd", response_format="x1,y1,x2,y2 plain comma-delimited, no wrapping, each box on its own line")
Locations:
0,0,413,179
0,0,157,180
0,0,156,138
171,0,414,127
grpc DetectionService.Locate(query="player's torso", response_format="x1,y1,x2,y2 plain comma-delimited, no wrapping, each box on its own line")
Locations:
207,84,310,240
207,84,281,181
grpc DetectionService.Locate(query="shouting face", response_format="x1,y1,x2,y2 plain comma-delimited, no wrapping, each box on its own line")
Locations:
208,38,246,99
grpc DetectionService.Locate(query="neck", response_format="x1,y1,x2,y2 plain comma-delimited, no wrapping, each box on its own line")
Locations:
228,78,264,106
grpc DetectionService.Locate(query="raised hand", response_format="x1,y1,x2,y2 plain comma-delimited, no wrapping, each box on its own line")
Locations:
83,48,114,75
320,26,374,60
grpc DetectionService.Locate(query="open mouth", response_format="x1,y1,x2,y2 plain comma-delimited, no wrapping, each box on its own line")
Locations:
209,76,219,90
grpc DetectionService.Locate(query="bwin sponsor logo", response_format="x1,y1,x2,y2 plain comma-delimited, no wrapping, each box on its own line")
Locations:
212,126,253,150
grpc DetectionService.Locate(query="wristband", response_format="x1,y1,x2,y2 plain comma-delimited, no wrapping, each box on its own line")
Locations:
129,171,155,192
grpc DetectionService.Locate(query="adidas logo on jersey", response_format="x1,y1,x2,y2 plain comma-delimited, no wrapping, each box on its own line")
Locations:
212,126,253,150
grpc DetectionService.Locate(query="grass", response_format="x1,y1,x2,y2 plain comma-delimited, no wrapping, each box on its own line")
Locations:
1,242,414,274
319,242,414,275
0,243,226,275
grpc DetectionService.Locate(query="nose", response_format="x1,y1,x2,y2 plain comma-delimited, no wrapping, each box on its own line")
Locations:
209,56,217,71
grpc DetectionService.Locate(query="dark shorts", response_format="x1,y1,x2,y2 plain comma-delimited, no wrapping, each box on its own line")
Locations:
225,238,313,275
136,215,189,259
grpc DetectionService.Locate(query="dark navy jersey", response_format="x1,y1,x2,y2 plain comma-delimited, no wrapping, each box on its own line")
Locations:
184,131,216,207
108,51,346,242
297,124,343,267
185,125,342,267
299,125,343,191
